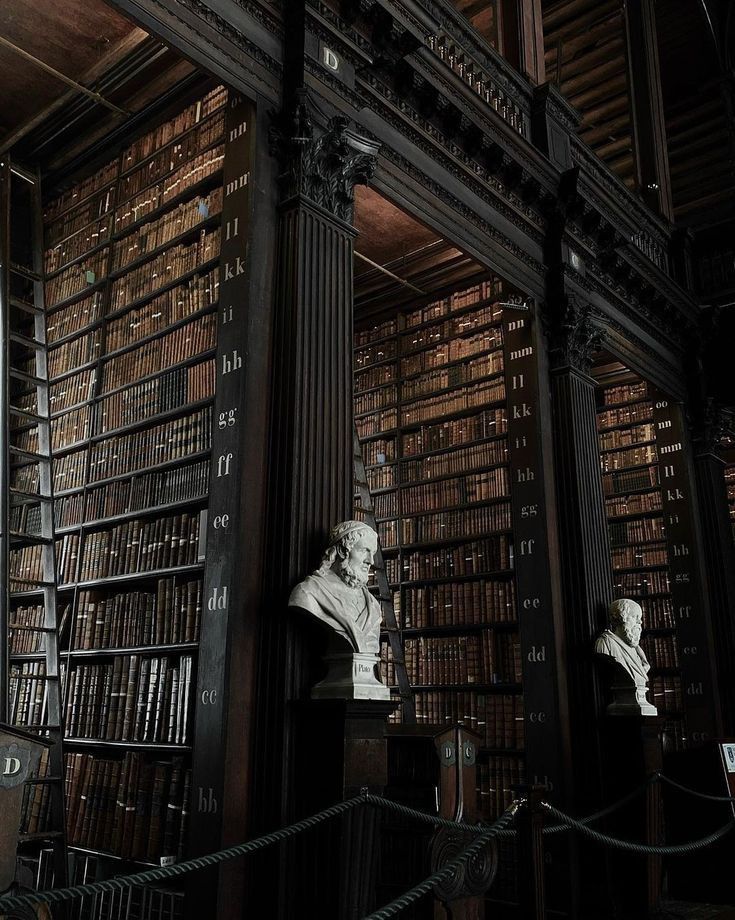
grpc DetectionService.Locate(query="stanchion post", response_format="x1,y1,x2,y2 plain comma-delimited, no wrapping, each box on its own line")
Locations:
517,785,547,920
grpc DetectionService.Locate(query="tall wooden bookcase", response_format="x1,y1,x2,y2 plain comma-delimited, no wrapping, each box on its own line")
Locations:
594,368,721,746
354,277,564,906
6,80,243,916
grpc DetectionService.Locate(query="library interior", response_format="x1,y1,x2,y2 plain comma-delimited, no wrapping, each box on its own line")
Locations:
0,0,734,918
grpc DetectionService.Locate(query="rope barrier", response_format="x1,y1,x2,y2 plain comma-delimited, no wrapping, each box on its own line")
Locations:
542,803,735,855
361,805,520,920
0,795,366,913
1,771,733,915
655,772,735,804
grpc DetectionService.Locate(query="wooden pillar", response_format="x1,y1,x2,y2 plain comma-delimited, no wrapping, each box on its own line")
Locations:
624,0,673,219
545,292,615,917
692,411,735,736
500,0,546,85
249,89,379,918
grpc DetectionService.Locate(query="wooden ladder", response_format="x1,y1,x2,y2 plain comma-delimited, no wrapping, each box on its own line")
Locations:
0,158,69,891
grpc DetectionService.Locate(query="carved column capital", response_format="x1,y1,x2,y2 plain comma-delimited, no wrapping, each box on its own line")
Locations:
270,90,380,222
543,293,603,375
690,398,734,457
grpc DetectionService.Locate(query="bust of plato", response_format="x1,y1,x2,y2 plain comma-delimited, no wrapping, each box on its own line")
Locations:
288,520,382,655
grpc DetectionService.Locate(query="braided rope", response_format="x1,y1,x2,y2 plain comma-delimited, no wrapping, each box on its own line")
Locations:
542,803,735,855
656,772,735,804
361,806,520,920
0,795,366,913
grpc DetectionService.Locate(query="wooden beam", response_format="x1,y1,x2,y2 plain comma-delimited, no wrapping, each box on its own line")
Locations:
567,72,627,110
544,0,619,47
580,112,630,146
560,55,626,96
500,0,546,84
624,0,673,218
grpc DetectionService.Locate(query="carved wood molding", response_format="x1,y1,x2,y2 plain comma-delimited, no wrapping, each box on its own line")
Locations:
544,293,603,375
270,90,380,221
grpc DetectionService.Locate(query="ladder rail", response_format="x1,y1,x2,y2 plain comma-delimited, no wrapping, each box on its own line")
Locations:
1,158,11,722
2,157,69,892
353,425,416,723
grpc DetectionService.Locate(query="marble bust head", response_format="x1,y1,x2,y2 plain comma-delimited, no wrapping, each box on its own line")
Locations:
288,520,382,655
595,598,657,715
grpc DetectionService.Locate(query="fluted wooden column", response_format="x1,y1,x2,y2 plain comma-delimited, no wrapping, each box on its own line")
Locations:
692,426,735,735
249,96,379,918
547,295,615,918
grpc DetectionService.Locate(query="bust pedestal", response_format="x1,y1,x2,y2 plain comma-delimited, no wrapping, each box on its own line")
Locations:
290,699,398,919
312,652,391,701
600,714,665,919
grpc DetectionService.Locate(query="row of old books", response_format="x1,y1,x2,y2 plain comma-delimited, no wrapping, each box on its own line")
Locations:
598,421,655,451
401,437,507,482
101,312,216,392
605,491,663,518
65,751,191,861
109,228,220,313
9,534,80,586
46,291,104,345
400,502,512,544
401,378,506,427
64,654,193,744
121,85,226,172
600,443,658,472
8,661,61,728
44,213,111,275
399,536,513,581
610,543,669,570
609,516,666,545
362,438,396,467
20,750,51,835
400,408,508,456
400,329,503,379
602,381,649,406
78,512,202,580
401,303,502,354
115,146,224,234
87,406,212,482
641,635,680,669
597,401,654,431
476,755,526,821
111,188,222,273
613,570,670,596
50,404,92,450
382,631,521,685
354,339,398,370
401,350,504,401
353,317,398,346
45,248,109,309
373,492,398,519
355,407,398,438
105,269,219,352
72,579,202,649
404,279,502,327
602,464,659,496
50,368,95,413
639,596,674,629
44,161,117,224
650,675,683,715
355,362,396,393
98,358,215,433
9,604,48,653
354,383,397,416
81,459,209,522
401,467,510,513
402,578,516,628
396,690,524,748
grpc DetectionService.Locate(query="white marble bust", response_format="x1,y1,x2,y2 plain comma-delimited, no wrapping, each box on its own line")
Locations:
289,520,383,655
595,598,657,715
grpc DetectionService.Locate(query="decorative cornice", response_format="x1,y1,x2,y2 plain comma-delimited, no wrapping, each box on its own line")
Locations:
269,91,380,221
543,293,603,374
